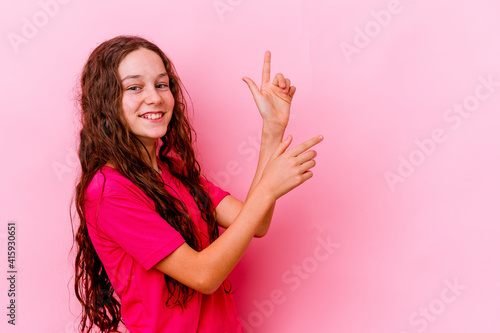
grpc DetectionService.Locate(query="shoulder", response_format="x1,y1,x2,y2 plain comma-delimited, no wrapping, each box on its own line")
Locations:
86,167,147,203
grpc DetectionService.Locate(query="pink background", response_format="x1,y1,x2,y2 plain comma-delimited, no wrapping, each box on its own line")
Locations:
1,0,499,332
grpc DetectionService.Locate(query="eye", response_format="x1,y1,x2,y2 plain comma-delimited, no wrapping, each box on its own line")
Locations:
156,83,169,89
127,86,141,91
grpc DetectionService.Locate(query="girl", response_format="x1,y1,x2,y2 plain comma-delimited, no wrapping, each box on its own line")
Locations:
73,35,322,333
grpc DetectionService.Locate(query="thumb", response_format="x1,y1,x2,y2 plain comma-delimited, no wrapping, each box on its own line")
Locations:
242,77,260,98
271,135,293,159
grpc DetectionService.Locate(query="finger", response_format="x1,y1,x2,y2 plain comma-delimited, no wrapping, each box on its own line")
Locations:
295,170,314,187
298,159,316,174
271,135,293,159
284,78,291,94
272,73,286,88
287,135,324,157
242,77,260,98
296,150,317,165
262,51,271,84
289,86,297,98
301,170,314,182
285,78,291,89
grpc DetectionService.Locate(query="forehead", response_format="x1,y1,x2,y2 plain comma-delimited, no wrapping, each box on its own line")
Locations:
118,48,167,79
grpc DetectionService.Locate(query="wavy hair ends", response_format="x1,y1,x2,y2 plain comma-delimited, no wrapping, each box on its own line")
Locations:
73,35,223,333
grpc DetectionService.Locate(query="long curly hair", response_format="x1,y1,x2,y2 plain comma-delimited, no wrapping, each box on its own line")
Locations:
72,35,225,333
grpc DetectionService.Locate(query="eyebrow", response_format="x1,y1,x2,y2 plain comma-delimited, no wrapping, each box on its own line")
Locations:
121,72,169,82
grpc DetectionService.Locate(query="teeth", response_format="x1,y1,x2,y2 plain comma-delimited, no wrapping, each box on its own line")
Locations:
142,113,163,120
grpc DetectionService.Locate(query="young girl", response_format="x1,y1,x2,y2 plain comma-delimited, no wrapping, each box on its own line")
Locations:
73,35,322,333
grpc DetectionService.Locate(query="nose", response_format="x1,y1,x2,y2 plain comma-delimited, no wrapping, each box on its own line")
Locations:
144,86,163,105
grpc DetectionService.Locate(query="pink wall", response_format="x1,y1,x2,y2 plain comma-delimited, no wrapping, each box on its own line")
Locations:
1,0,499,332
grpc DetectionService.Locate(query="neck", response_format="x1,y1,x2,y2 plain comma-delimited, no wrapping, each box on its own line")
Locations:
144,143,161,173
106,140,162,174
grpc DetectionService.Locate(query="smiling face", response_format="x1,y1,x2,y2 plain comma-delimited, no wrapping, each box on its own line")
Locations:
118,47,175,150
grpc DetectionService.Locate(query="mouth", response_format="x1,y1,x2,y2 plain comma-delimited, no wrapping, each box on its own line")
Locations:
140,112,165,120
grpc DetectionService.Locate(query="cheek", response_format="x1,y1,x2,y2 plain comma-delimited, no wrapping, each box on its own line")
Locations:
122,96,141,119
120,98,139,129
166,92,175,108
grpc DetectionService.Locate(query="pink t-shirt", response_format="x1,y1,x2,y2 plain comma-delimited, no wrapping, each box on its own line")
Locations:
85,161,242,332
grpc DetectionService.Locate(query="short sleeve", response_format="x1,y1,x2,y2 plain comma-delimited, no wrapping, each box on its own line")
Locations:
200,176,230,213
90,186,186,271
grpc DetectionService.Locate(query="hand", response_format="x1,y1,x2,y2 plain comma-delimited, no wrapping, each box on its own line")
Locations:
242,51,296,134
258,134,323,200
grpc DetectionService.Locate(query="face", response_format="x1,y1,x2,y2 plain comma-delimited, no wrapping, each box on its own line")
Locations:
118,48,175,150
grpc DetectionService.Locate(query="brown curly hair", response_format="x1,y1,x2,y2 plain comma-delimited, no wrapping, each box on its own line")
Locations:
72,35,225,333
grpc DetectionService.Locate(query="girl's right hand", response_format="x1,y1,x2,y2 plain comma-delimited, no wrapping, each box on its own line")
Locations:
258,134,324,200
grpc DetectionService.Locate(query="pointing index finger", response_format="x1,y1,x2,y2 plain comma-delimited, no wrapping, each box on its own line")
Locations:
262,50,271,84
288,135,324,157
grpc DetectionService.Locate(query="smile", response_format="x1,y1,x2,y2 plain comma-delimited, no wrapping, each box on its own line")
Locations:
140,112,164,120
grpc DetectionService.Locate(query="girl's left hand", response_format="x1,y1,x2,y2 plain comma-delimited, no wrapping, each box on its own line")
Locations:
242,51,296,134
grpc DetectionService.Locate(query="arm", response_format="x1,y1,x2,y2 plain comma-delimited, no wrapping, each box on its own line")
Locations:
155,184,272,294
154,134,323,294
214,128,281,238
216,51,296,237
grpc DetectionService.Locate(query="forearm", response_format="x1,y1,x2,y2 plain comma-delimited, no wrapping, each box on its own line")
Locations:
246,123,284,236
247,123,284,196
155,133,322,294
198,184,274,292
